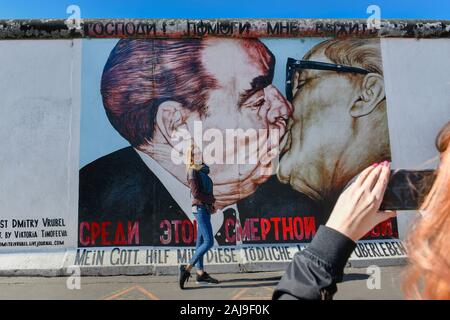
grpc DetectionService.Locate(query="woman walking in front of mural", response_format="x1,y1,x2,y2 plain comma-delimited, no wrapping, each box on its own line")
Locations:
179,144,220,289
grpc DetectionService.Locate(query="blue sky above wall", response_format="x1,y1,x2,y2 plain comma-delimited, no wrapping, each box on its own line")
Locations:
0,0,449,20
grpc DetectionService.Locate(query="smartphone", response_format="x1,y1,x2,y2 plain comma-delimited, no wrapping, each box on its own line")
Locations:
344,169,435,210
380,169,435,210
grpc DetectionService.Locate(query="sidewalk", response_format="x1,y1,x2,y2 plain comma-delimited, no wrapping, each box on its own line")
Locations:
0,266,403,300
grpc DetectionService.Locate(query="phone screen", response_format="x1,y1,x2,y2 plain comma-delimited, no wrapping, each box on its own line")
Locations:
380,170,435,210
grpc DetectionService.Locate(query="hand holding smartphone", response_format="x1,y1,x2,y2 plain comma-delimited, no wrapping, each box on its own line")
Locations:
344,169,435,210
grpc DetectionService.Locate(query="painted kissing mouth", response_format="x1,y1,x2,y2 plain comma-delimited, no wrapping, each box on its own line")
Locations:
266,117,288,151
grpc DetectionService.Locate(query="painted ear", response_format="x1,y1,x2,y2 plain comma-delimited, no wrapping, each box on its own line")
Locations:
155,101,189,144
350,73,385,118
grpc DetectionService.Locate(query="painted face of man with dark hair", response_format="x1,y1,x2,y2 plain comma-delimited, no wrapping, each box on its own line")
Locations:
278,39,390,205
142,38,292,209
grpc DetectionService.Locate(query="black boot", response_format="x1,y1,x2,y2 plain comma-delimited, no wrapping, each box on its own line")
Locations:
178,265,191,289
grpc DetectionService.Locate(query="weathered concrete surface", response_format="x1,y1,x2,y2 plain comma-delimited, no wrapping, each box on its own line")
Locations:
0,266,404,300
1,19,450,39
0,40,81,254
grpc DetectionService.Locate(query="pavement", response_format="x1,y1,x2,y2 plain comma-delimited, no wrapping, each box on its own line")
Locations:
0,266,404,300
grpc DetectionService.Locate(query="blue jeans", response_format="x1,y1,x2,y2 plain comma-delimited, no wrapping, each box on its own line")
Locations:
188,205,214,270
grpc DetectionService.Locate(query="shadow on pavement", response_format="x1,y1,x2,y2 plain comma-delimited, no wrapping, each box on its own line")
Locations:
218,276,282,283
183,281,280,290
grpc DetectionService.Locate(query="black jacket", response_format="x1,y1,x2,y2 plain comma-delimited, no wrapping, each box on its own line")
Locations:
273,225,356,300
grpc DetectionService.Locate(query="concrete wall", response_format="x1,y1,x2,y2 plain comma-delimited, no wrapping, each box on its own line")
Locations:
0,40,81,252
0,19,449,275
381,38,450,238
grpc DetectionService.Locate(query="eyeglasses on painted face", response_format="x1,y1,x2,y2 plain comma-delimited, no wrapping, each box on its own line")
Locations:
285,57,371,101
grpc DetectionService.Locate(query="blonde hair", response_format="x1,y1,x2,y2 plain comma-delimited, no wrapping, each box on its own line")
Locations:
402,121,450,299
185,144,204,172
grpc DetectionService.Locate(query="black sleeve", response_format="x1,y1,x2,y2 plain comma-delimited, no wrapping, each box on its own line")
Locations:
272,225,356,300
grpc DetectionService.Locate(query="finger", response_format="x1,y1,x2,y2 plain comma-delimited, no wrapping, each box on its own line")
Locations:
354,164,378,188
361,165,383,192
372,162,391,202
375,210,397,224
